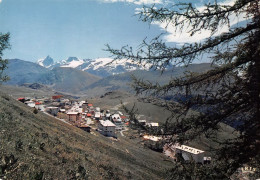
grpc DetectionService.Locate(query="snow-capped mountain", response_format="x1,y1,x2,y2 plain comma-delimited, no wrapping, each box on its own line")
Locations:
37,56,154,77
77,58,153,77
37,55,55,68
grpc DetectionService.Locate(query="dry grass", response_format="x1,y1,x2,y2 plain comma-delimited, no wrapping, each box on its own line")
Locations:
0,91,174,179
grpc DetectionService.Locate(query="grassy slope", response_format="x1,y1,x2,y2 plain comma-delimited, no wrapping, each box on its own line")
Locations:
90,91,236,154
0,91,173,179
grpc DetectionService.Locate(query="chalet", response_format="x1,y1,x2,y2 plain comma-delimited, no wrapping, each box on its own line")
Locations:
96,107,101,112
87,113,92,118
120,115,128,122
94,111,101,120
82,102,88,112
25,101,35,108
111,114,123,130
77,124,91,132
111,114,122,123
35,102,45,111
17,97,25,103
59,109,66,113
52,95,63,101
105,113,111,120
138,120,146,126
67,112,81,122
146,122,159,127
46,107,59,116
164,143,207,164
98,120,116,137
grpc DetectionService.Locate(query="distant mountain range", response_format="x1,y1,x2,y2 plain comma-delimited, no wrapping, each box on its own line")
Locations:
37,56,155,77
5,59,101,94
4,58,215,96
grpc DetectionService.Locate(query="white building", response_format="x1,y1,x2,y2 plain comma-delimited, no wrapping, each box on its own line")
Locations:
95,111,101,120
138,120,146,125
146,122,159,127
26,101,35,108
111,114,123,130
174,144,205,163
98,120,116,137
96,107,101,112
111,114,122,123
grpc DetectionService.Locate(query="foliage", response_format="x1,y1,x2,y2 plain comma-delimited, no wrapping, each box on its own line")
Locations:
107,0,260,178
0,32,10,83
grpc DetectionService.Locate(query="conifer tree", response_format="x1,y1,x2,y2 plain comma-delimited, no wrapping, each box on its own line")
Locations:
0,32,10,83
106,0,259,178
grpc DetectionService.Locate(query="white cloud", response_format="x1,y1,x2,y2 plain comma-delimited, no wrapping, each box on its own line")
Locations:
102,0,163,5
146,0,249,43
0,0,2,3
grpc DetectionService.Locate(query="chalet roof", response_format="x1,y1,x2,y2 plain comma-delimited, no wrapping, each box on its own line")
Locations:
175,144,204,154
99,120,116,127
46,106,59,109
147,122,159,127
67,112,79,115
138,120,146,123
77,124,90,128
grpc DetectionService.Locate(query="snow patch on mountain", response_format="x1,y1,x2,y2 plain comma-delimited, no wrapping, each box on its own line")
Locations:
60,59,85,68
82,58,152,71
36,56,155,77
37,56,55,68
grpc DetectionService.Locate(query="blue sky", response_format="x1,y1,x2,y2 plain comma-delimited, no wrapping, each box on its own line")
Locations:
0,0,165,62
0,0,242,62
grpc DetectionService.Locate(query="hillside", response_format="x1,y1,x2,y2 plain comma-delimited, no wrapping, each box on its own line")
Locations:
4,59,101,95
50,67,101,94
0,91,174,179
83,63,215,96
4,59,215,97
90,91,236,152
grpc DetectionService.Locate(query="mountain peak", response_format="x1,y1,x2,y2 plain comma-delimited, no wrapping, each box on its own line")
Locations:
37,56,54,68
66,57,79,62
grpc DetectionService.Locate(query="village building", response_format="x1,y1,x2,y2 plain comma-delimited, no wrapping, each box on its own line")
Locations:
94,111,101,120
86,113,92,118
164,143,207,164
46,107,59,116
111,114,124,130
17,97,25,103
98,120,116,137
138,120,147,126
52,95,63,101
146,122,159,127
120,115,128,122
105,113,111,120
111,114,122,123
76,124,91,132
59,109,66,113
67,112,81,122
25,101,35,108
82,102,89,112
35,102,45,111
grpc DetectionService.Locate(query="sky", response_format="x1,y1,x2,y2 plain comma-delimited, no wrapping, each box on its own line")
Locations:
0,0,245,62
